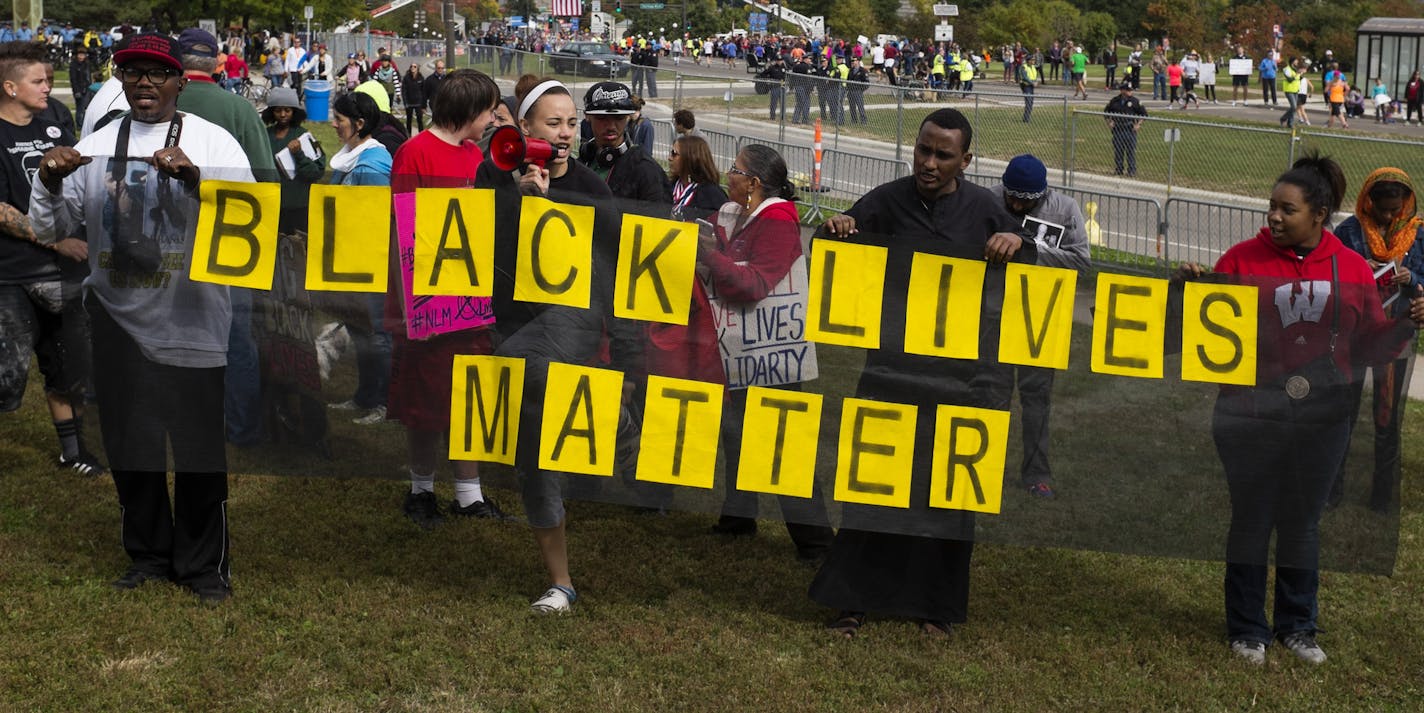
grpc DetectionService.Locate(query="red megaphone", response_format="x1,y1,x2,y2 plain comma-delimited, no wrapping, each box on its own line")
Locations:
488,125,562,170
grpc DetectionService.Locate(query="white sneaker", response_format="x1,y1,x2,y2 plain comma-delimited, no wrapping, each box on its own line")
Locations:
531,585,576,614
353,405,386,425
1230,640,1267,666
1280,632,1327,664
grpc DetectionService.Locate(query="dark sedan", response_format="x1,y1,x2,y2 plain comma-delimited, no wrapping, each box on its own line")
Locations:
550,42,630,78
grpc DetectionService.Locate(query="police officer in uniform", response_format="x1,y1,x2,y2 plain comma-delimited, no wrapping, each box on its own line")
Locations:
761,55,787,121
1104,80,1148,176
846,56,869,124
790,53,812,124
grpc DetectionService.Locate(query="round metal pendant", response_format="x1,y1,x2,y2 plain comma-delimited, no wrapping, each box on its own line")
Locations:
1285,375,1311,400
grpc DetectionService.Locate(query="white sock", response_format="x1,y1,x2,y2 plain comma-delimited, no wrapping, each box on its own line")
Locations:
454,479,484,507
410,470,435,495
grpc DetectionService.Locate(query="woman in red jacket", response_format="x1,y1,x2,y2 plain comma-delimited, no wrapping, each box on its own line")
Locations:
702,144,834,562
1179,155,1424,666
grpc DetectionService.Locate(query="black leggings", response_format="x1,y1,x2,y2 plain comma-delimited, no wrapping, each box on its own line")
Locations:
405,107,425,134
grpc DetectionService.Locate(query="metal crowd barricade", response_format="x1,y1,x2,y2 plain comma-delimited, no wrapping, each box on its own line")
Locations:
646,118,676,160
1161,198,1267,268
1055,186,1167,270
818,149,911,206
698,128,742,170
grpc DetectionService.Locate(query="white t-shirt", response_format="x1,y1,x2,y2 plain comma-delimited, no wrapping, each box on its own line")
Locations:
30,113,254,367
872,45,885,64
284,46,306,73
80,76,130,138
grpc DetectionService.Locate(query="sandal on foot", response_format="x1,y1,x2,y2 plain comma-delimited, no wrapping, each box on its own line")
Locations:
920,619,952,637
828,611,865,638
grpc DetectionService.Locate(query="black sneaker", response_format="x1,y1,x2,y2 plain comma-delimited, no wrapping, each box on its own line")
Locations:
59,450,108,478
188,582,232,604
711,515,757,537
402,491,444,530
448,496,507,520
112,568,168,590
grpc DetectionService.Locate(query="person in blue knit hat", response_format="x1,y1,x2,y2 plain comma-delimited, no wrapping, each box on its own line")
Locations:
988,154,1093,498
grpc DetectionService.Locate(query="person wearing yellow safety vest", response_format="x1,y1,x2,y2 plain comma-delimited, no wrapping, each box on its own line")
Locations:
931,52,946,90
1280,57,1303,128
1018,55,1040,122
958,55,975,94
829,55,849,124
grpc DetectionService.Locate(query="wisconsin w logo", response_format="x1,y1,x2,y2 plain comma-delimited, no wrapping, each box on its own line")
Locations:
1273,280,1332,327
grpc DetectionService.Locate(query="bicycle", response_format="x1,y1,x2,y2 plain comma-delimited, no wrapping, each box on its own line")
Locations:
240,77,270,109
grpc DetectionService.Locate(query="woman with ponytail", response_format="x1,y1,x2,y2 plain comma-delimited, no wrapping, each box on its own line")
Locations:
702,144,834,561
476,75,643,615
1176,155,1424,666
1328,168,1424,511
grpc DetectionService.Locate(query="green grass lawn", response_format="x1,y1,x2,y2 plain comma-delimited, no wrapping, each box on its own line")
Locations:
3,315,1423,708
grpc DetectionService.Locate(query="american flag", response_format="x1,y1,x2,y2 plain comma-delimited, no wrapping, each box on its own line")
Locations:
550,0,584,16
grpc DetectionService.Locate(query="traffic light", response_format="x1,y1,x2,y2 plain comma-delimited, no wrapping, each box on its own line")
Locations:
615,1,622,12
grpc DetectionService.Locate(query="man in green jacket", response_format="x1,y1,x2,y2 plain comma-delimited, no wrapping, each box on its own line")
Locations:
174,28,279,449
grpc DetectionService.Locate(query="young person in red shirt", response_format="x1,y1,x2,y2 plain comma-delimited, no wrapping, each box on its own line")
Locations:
1177,155,1424,666
385,69,505,528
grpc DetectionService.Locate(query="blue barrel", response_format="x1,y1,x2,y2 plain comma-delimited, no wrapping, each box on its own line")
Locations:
304,80,332,122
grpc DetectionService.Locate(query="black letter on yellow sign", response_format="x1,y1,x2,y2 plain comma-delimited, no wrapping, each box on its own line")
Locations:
943,417,989,505
532,209,578,294
1104,283,1150,369
625,225,677,314
551,374,596,464
320,196,374,284
1021,272,1065,359
661,387,709,476
464,362,513,454
761,396,810,485
817,251,866,338
932,262,955,348
848,407,899,495
1198,293,1244,373
430,197,478,288
206,189,262,277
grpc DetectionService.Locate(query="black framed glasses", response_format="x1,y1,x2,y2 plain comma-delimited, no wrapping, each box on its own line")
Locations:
117,67,181,85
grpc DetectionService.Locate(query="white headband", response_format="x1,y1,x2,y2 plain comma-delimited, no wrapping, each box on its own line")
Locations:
518,80,566,121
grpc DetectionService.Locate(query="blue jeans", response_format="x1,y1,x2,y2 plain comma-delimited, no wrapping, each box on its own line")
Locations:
1213,398,1348,644
224,287,262,445
1153,72,1166,99
1281,93,1299,126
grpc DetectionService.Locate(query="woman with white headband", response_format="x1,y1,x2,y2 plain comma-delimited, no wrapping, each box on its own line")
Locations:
477,74,643,614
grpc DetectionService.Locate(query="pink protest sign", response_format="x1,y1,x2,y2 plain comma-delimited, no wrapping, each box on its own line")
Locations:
393,191,496,340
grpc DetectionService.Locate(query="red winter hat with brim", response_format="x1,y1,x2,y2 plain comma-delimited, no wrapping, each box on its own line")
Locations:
114,33,184,73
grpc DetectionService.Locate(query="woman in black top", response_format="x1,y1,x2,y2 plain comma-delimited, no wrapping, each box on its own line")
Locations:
474,75,641,616
401,63,425,134
667,135,727,221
